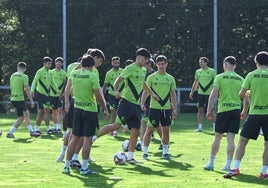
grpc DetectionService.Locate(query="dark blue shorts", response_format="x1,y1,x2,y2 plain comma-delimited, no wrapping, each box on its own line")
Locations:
11,101,27,117
215,109,241,134
197,94,209,108
148,108,172,127
50,96,63,110
108,93,120,110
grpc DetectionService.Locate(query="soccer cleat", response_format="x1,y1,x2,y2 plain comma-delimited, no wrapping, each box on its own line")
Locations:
162,154,171,160
47,129,55,134
127,159,143,164
80,168,97,175
62,167,70,174
6,133,15,138
54,129,62,135
143,154,148,160
57,155,65,162
223,168,240,178
158,144,163,150
259,173,268,179
195,128,202,132
30,131,41,137
135,143,142,151
70,160,82,168
92,135,97,143
35,130,43,135
204,163,214,171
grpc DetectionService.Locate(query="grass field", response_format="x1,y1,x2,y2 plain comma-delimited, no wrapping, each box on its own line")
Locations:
0,113,267,188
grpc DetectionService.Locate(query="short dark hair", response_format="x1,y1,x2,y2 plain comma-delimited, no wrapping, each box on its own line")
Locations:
17,62,26,69
156,55,167,63
136,48,151,59
223,56,237,65
199,57,209,63
124,59,134,66
43,56,52,63
255,51,268,66
112,56,120,61
81,55,95,68
147,58,155,66
89,49,105,61
55,57,63,63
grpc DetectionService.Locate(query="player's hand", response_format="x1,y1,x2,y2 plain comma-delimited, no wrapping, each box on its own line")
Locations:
189,92,194,100
115,91,120,99
141,104,146,111
65,103,70,113
171,110,177,120
206,111,214,120
30,100,34,108
240,112,247,120
103,109,109,120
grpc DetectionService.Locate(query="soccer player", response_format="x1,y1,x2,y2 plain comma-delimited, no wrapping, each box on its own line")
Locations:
136,58,162,151
189,57,216,132
62,54,108,175
224,51,268,179
31,57,60,134
50,57,67,133
102,56,123,136
203,56,244,171
97,48,159,163
141,55,177,160
7,62,40,138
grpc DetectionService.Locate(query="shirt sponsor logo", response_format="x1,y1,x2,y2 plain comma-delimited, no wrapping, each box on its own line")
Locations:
253,105,268,110
75,101,92,106
222,103,240,107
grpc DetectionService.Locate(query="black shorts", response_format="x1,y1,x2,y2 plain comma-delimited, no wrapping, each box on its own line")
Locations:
108,94,120,110
240,115,268,141
148,108,172,128
50,96,63,110
11,101,27,117
215,109,241,134
197,94,209,108
64,98,75,128
117,98,141,129
35,91,50,109
72,108,99,137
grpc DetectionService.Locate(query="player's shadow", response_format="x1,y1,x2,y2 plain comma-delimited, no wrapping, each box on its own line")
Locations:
67,163,121,187
12,137,34,143
214,170,267,186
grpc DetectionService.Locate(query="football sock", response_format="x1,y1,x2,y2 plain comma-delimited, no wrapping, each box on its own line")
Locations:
261,165,267,174
64,160,70,168
72,153,79,161
163,145,169,155
60,145,68,156
127,152,134,160
34,125,40,131
46,125,51,131
223,157,232,169
209,155,216,166
8,126,17,134
27,125,33,132
143,146,148,154
233,160,241,169
198,123,202,129
81,159,88,170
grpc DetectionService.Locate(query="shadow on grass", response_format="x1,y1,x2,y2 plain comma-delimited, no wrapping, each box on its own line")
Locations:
214,170,268,186
12,137,34,143
64,163,122,187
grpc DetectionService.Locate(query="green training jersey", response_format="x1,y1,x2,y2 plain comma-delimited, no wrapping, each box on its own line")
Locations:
195,67,216,95
214,71,244,113
146,72,176,109
67,62,80,78
70,69,100,112
10,72,29,101
242,68,268,115
50,69,67,97
92,67,99,78
120,63,146,105
31,66,59,96
104,68,123,96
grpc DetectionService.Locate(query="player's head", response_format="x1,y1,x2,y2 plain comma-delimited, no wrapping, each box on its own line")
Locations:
199,57,209,68
54,57,63,68
42,56,52,69
81,55,95,68
223,56,237,71
155,55,168,71
17,62,27,72
111,56,120,69
254,51,268,66
145,58,155,69
136,48,151,67
124,59,134,67
88,49,105,68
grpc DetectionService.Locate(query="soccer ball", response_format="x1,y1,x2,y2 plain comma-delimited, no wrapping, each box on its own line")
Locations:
122,139,129,152
114,151,127,165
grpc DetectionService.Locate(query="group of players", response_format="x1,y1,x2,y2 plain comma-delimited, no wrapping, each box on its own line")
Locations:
4,47,268,179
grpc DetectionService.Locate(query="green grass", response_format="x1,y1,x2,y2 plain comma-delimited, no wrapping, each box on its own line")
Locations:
0,113,267,188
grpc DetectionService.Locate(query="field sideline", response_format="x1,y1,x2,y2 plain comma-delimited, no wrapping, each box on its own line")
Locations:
0,113,266,188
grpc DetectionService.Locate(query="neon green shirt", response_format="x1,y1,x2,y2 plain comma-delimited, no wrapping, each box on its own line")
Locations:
70,69,100,112
214,71,244,113
104,68,123,96
10,72,29,101
30,66,59,96
242,68,268,115
50,69,67,97
120,63,146,105
67,62,80,78
195,67,216,95
146,72,176,109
